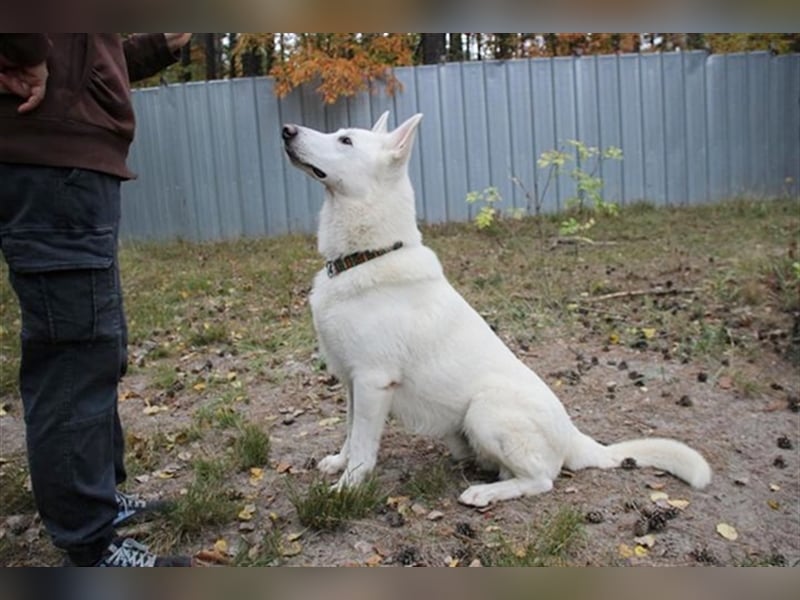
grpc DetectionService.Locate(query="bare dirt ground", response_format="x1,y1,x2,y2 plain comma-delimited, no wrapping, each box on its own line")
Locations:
1,199,798,566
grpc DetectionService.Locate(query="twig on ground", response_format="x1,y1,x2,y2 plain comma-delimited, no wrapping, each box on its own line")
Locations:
581,288,699,303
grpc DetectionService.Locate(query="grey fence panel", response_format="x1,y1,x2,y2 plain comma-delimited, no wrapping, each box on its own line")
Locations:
706,54,729,202
684,51,709,203
785,56,800,192
530,58,558,213
254,77,289,237
484,61,515,214
552,57,578,209
440,63,470,222
748,53,770,197
663,53,689,205
416,65,448,223
726,54,750,197
460,62,491,220
232,78,267,238
596,55,623,204
506,60,535,213
122,52,800,242
618,54,645,204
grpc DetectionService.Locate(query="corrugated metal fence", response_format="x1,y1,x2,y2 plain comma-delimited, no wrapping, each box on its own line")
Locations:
122,51,800,241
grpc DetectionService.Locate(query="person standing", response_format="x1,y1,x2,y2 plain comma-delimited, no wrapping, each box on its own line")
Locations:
0,33,193,567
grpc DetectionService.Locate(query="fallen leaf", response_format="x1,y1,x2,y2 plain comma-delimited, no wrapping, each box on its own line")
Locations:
195,549,229,565
142,404,169,416
249,468,264,485
609,332,620,345
365,554,383,567
226,371,237,381
193,382,207,392
446,557,460,567
767,500,780,510
177,451,192,462
239,522,256,532
427,510,445,521
134,474,151,484
281,541,302,557
634,545,649,557
318,417,342,427
641,327,657,339
214,539,229,555
667,499,690,510
618,544,634,559
238,504,256,521
286,531,303,542
716,523,738,541
275,462,292,474
646,481,666,490
769,484,781,492
650,491,669,502
469,558,482,567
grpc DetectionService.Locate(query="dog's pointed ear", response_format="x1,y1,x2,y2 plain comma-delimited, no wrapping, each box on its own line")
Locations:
371,110,390,133
388,113,423,163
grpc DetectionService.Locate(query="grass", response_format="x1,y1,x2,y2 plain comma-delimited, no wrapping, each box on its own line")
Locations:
232,423,271,471
288,476,384,531
0,461,35,516
403,459,457,501
233,528,284,567
481,506,585,567
164,458,235,541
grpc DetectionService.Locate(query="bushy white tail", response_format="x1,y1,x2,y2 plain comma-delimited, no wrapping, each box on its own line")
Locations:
566,431,712,489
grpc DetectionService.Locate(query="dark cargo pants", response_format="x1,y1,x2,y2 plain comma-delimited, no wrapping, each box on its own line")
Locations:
0,163,128,565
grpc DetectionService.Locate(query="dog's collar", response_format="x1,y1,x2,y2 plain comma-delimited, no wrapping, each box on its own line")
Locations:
325,241,404,278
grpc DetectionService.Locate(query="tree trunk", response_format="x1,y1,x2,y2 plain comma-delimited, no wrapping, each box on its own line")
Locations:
420,33,445,64
447,33,464,62
180,35,192,81
228,32,238,77
204,33,218,80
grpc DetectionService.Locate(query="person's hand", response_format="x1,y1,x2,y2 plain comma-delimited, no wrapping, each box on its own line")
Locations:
0,60,48,114
165,33,192,53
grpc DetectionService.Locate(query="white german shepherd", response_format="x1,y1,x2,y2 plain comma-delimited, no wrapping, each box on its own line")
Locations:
282,112,711,507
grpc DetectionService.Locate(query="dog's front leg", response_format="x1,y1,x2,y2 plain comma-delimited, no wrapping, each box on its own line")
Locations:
334,373,394,489
319,383,353,475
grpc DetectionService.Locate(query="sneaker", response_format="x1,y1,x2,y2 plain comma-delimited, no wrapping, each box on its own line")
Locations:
113,491,173,527
95,538,191,567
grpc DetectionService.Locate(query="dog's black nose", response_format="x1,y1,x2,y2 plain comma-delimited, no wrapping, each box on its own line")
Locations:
282,124,298,141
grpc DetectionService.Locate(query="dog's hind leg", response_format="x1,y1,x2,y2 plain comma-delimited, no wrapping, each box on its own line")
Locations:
319,383,353,475
459,396,560,507
333,372,395,489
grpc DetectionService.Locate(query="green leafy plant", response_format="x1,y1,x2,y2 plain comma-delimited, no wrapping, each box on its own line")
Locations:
536,140,622,237
287,476,383,531
466,186,526,231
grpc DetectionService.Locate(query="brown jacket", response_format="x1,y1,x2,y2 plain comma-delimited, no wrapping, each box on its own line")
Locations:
0,34,178,179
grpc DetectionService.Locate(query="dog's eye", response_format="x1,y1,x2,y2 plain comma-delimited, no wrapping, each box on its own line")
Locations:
339,136,353,146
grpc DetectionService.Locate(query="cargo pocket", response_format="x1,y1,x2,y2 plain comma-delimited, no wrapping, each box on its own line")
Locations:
2,229,120,344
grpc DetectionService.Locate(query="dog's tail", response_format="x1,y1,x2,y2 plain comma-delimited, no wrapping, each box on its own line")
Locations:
565,430,712,489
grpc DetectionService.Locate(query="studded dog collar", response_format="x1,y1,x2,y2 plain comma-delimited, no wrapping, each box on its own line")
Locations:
325,241,404,278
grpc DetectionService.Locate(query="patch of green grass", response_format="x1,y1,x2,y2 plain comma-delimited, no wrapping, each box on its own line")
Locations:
151,363,183,391
481,506,585,567
232,423,270,471
0,462,35,516
165,458,235,540
233,528,284,567
188,323,229,347
403,460,456,501
288,476,383,531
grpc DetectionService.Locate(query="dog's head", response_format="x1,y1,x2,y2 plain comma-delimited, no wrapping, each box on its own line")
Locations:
282,112,423,197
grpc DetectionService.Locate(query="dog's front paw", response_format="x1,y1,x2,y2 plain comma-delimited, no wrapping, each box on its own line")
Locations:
318,453,347,475
458,484,495,508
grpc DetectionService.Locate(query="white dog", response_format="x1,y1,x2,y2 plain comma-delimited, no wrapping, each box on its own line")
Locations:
282,112,712,507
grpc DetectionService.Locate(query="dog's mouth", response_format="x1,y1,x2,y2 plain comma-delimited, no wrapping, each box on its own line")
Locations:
285,147,327,180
